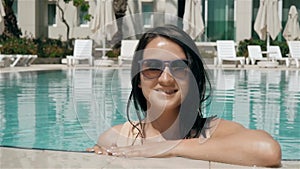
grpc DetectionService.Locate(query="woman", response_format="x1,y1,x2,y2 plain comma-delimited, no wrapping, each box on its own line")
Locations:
87,25,281,167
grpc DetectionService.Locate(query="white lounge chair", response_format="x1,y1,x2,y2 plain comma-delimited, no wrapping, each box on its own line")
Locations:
216,40,245,67
10,54,38,67
10,55,25,67
67,39,94,66
268,46,290,67
27,55,38,66
247,45,268,65
0,54,10,67
0,54,35,67
287,41,300,68
118,40,139,66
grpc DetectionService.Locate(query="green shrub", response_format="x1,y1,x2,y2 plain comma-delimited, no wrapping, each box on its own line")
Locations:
106,48,120,58
0,37,37,55
0,37,72,58
237,38,289,57
35,38,72,58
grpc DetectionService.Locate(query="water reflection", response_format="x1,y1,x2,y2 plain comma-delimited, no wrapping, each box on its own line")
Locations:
0,69,299,159
211,69,300,159
286,71,299,125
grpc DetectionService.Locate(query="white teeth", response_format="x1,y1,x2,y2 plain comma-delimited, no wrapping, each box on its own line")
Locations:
165,90,175,94
157,89,177,94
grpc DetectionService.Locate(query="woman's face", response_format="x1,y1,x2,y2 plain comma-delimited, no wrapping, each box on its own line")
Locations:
139,37,190,114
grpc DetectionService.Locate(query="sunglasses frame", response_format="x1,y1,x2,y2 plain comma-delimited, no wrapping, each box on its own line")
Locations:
138,59,189,79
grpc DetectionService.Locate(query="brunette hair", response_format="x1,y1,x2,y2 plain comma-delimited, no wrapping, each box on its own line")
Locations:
126,24,212,140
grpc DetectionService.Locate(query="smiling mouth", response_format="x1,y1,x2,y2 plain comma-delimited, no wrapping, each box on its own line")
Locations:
156,89,178,95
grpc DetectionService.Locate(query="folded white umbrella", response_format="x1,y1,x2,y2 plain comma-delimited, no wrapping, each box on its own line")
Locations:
122,0,143,39
90,0,118,44
254,0,282,42
183,0,204,40
0,1,6,35
283,5,300,41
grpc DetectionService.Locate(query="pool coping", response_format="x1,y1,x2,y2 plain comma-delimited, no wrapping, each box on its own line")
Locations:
1,146,299,169
1,64,299,168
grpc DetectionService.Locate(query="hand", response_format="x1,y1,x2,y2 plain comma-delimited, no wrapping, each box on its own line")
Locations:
86,144,112,155
106,140,181,158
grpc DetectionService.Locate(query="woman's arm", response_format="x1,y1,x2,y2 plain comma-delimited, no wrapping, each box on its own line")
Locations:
106,120,281,167
174,128,281,167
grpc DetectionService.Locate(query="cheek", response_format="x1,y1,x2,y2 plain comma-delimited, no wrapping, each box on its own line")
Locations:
178,79,190,100
139,76,154,99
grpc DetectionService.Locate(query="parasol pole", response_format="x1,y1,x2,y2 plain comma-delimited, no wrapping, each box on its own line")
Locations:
266,32,270,60
266,32,270,52
101,0,107,60
102,33,107,59
101,17,108,60
266,32,277,66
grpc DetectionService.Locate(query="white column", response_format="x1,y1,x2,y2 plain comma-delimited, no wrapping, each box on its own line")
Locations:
18,0,37,37
235,0,252,42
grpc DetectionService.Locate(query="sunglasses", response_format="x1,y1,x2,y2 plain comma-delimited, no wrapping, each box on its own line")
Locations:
139,59,189,79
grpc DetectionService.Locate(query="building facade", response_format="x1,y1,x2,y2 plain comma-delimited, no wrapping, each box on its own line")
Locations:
13,0,300,43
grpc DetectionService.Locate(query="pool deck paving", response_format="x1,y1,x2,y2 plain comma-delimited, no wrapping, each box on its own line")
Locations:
0,63,299,169
1,147,299,169
0,63,299,73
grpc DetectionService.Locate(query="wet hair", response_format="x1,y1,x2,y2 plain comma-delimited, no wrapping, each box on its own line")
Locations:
126,24,212,140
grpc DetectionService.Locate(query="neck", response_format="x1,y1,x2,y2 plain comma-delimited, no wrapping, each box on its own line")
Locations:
146,107,181,139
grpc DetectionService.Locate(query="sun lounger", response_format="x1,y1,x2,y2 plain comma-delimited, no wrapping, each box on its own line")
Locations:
247,45,268,65
216,40,245,67
10,55,34,67
287,41,300,68
268,46,290,67
118,40,139,66
0,54,38,67
67,39,94,66
0,54,8,67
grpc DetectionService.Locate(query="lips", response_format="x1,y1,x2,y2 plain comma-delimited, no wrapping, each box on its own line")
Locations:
155,89,178,95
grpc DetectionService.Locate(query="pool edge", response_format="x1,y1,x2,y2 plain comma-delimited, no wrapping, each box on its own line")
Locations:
1,147,299,169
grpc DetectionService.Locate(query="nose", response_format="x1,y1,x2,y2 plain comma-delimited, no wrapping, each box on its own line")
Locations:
158,67,175,84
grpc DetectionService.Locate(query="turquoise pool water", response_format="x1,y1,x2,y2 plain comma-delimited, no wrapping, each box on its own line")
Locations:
0,68,299,160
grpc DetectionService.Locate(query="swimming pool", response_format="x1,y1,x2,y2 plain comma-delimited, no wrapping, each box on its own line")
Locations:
0,68,299,160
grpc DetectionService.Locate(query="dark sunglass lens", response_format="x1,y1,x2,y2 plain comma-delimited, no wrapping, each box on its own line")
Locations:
142,69,162,79
141,60,163,79
170,60,188,78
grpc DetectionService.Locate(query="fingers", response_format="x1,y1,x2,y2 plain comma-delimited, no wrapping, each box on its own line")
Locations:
86,144,105,155
106,148,126,157
86,147,95,152
106,146,140,158
86,144,140,157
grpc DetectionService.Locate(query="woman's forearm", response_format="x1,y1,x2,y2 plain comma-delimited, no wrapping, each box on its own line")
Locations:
172,130,281,167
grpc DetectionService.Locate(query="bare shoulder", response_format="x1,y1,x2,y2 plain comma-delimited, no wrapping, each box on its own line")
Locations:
211,119,247,138
219,119,246,130
97,124,124,147
212,119,274,139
